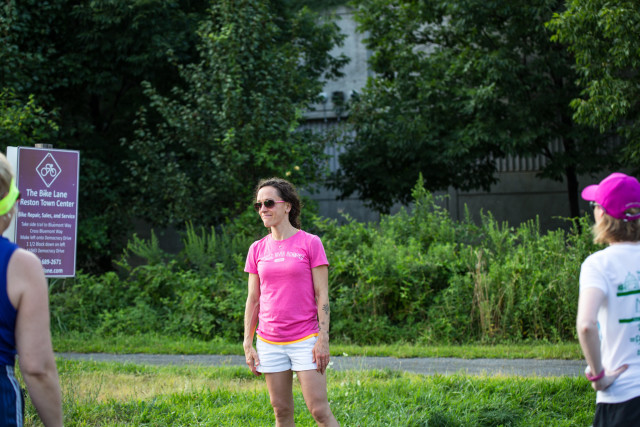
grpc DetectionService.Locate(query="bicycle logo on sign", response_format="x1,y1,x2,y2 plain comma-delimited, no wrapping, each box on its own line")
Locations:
36,153,62,188
40,163,58,178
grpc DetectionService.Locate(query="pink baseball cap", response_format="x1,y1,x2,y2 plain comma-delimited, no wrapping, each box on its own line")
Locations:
581,172,640,221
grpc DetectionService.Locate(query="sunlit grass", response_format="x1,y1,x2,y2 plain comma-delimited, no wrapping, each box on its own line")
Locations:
21,359,594,426
53,332,583,359
56,360,265,403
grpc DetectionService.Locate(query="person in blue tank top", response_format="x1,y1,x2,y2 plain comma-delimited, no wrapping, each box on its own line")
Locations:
0,153,62,426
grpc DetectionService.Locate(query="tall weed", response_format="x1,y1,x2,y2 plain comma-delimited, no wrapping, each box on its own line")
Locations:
181,222,252,274
425,214,597,343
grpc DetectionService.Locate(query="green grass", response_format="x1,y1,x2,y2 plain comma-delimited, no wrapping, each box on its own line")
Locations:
53,332,583,359
333,342,582,359
53,332,241,355
23,359,594,426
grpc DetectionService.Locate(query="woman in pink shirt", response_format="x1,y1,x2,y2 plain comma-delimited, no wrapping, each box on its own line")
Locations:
243,177,338,427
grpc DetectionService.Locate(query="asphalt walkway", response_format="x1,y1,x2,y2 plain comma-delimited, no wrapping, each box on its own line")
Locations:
56,353,586,378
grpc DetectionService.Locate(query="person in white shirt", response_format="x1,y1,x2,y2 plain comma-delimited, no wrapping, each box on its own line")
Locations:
578,172,640,426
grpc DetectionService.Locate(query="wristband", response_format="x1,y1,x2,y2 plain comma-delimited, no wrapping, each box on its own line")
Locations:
585,367,605,382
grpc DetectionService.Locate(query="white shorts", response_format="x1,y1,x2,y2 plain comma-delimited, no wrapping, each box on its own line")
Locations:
256,336,317,373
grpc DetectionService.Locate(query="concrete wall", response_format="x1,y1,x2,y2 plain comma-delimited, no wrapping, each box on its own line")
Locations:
443,172,588,231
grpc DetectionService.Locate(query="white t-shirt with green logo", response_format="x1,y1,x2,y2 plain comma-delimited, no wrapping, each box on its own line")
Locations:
580,242,640,404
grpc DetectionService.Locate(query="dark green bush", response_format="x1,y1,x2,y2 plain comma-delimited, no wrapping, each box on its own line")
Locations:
317,178,597,344
51,223,249,340
423,215,596,344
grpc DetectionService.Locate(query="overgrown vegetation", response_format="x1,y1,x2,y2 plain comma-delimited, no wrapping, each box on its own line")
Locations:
50,178,598,345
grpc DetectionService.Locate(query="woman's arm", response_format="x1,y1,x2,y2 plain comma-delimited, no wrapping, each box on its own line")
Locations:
9,249,62,427
243,273,261,375
312,265,330,375
577,286,627,390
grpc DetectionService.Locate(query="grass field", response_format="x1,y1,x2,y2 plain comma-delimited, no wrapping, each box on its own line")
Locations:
35,334,594,425
23,359,594,426
52,332,584,360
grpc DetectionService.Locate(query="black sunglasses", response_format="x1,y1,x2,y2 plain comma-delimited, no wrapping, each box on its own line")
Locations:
253,199,285,212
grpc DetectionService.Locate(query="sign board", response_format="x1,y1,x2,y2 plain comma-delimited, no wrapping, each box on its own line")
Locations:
5,147,80,277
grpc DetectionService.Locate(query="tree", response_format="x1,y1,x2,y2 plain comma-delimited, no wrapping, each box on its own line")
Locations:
330,0,619,216
124,0,348,228
548,1,640,168
1,0,210,271
0,91,59,147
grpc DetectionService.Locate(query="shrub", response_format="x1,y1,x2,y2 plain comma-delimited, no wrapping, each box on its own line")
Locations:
50,178,600,344
424,215,597,343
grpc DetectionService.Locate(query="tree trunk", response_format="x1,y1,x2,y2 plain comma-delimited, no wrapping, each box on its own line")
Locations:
565,164,580,218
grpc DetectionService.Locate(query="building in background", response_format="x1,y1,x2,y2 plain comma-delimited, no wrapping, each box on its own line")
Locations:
302,7,596,232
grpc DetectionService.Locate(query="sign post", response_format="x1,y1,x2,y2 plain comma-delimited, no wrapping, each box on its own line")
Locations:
6,147,80,277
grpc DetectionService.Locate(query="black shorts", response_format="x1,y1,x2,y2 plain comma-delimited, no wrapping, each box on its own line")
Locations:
594,395,640,427
0,365,23,427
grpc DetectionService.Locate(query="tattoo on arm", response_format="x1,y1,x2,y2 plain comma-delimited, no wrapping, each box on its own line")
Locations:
322,304,330,315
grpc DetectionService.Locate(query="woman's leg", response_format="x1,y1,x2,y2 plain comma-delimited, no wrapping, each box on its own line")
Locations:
297,370,339,427
265,370,295,427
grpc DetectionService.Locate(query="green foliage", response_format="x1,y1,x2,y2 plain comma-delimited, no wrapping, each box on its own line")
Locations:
425,215,596,343
180,222,256,275
0,90,59,146
52,215,258,340
295,0,350,10
94,264,245,339
321,177,597,344
117,218,257,272
50,272,124,333
548,1,640,169
2,0,347,272
51,178,599,344
124,0,348,229
51,263,247,341
119,231,167,266
331,0,617,217
1,0,211,272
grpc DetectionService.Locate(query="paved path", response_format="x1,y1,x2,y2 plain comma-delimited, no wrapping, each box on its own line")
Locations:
56,353,586,378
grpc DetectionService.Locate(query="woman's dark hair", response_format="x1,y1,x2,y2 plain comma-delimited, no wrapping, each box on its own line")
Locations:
255,177,302,229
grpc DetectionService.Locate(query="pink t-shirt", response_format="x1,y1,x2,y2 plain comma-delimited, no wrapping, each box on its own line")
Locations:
244,230,329,343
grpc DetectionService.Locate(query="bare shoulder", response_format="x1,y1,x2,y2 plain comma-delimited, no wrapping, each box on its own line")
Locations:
7,249,46,300
10,248,45,273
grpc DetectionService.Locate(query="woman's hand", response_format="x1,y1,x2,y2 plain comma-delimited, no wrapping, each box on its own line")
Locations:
591,364,628,391
313,333,330,375
244,344,261,376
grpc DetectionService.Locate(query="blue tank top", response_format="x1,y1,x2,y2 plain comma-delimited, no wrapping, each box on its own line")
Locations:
0,237,19,366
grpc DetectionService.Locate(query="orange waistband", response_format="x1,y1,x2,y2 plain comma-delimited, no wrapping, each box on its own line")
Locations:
257,333,318,345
